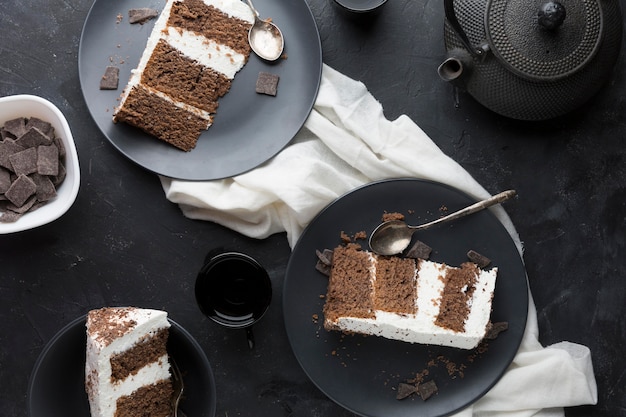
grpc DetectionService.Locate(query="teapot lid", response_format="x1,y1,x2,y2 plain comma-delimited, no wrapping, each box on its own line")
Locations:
485,0,603,81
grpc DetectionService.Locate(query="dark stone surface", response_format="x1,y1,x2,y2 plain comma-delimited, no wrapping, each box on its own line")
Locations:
1,0,624,416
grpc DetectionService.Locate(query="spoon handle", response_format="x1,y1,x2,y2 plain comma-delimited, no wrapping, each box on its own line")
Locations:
410,190,516,231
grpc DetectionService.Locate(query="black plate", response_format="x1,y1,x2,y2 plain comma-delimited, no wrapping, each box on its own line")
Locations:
28,315,216,417
78,0,321,180
284,179,528,417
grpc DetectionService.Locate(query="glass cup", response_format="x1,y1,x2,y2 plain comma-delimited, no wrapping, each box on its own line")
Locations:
195,251,272,348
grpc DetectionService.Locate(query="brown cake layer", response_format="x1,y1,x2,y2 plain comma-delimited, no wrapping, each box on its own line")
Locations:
115,380,173,417
323,245,375,327
113,85,211,151
110,328,169,382
374,256,418,315
168,0,252,56
141,40,232,114
434,262,479,332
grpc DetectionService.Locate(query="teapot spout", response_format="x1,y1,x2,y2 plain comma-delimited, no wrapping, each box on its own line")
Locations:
438,49,473,86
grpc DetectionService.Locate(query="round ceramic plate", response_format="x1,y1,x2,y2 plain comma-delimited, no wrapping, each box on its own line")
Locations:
78,0,321,180
28,316,216,417
284,179,528,417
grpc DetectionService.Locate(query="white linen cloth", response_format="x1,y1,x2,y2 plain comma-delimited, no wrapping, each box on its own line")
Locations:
160,64,597,416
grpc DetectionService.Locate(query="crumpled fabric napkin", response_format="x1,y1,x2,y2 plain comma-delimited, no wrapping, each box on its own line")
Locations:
160,64,597,416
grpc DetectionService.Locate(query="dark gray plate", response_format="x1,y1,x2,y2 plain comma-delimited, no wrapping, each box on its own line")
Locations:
78,0,321,180
28,316,216,417
284,179,528,417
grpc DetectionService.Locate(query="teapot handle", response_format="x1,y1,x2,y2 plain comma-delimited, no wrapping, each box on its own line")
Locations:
444,0,485,59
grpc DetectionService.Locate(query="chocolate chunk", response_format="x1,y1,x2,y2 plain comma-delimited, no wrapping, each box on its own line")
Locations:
31,173,57,201
405,240,432,259
0,168,10,193
15,127,52,148
128,8,159,24
0,209,22,223
26,117,54,138
396,383,418,400
255,72,280,96
4,174,37,207
0,139,25,170
37,145,59,176
485,321,509,340
100,66,120,90
417,380,438,400
9,147,38,176
316,248,334,266
467,250,491,268
3,118,27,138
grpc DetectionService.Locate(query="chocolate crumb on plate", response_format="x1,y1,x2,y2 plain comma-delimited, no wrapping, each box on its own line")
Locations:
467,249,491,268
128,8,159,24
255,72,280,96
100,66,120,90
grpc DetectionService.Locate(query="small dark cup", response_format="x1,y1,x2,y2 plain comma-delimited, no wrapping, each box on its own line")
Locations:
195,252,272,348
333,0,388,14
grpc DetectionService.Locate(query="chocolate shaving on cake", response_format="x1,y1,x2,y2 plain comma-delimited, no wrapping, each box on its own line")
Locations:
467,249,491,268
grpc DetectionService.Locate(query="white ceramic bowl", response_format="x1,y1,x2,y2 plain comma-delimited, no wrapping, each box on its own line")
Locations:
0,95,80,234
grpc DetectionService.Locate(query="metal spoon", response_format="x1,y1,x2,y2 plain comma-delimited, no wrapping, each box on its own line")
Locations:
368,190,516,256
246,0,284,61
170,359,187,417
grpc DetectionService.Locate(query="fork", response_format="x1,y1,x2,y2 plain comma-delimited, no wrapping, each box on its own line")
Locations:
170,359,187,417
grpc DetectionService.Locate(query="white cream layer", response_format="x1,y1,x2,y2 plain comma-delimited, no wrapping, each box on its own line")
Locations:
85,308,171,417
115,0,254,121
330,258,497,350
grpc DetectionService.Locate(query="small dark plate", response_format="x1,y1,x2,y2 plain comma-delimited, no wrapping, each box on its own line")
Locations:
78,0,321,180
284,179,528,417
28,315,216,417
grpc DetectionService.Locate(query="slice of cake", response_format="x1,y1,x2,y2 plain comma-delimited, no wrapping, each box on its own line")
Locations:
323,245,497,349
113,0,255,151
85,307,173,417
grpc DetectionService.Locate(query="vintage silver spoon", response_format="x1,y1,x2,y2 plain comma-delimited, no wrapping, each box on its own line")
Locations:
170,359,187,417
368,190,516,256
246,0,284,61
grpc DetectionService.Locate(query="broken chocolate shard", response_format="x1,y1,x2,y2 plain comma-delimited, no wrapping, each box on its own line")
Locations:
485,321,509,340
255,72,280,96
418,380,438,400
396,383,418,400
467,249,491,268
405,239,432,259
100,66,120,90
316,248,333,266
128,8,159,24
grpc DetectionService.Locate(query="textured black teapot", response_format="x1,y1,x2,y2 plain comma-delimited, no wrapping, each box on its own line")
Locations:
438,0,623,120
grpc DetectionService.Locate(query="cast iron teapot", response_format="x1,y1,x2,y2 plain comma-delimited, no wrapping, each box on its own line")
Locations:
438,0,623,120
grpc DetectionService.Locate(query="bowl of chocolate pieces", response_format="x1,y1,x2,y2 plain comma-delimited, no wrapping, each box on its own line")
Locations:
0,95,80,234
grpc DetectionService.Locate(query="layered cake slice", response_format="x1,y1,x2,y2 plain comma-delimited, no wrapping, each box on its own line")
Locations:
113,0,255,151
323,245,497,349
85,307,173,417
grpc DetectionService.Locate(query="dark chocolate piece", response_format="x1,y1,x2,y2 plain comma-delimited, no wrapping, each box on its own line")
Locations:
128,8,159,24
15,127,52,148
255,72,279,96
316,248,333,266
0,168,10,193
467,249,491,268
31,173,57,201
26,117,54,138
396,383,418,400
100,66,120,90
405,239,432,259
417,380,438,400
485,321,509,340
0,139,25,170
0,209,21,223
4,174,37,207
37,145,59,176
3,118,27,138
9,147,38,176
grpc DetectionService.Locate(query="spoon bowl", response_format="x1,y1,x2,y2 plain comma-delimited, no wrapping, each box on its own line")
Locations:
369,190,516,256
246,0,284,61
